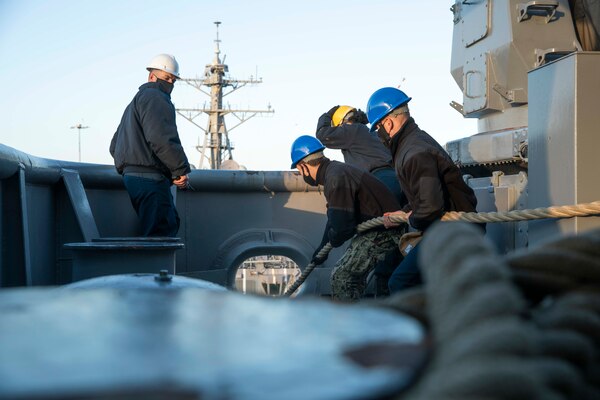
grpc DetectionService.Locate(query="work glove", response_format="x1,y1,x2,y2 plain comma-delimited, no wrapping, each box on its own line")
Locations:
316,106,341,133
316,113,333,133
311,242,329,265
311,253,328,266
354,109,369,125
326,105,340,117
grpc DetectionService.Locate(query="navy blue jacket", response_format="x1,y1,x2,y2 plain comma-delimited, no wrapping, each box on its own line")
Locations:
110,82,190,179
316,113,393,173
390,118,477,231
315,159,401,250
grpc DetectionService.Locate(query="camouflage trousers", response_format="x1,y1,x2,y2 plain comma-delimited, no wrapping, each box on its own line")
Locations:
331,227,405,302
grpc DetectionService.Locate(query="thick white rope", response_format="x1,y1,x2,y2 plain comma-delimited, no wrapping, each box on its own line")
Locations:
402,222,600,400
440,200,600,224
283,200,600,297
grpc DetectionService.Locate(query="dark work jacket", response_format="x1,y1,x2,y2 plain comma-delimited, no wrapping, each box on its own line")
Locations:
315,159,401,250
316,113,393,173
110,82,191,179
390,118,477,231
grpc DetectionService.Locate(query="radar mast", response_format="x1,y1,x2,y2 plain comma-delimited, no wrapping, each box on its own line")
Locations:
176,22,274,169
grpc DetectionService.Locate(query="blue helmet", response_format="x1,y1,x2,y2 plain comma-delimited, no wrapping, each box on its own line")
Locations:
290,135,325,168
366,87,412,132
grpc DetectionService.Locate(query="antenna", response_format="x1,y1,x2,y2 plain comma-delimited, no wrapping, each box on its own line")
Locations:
176,22,275,170
214,21,221,55
214,21,221,40
70,122,89,162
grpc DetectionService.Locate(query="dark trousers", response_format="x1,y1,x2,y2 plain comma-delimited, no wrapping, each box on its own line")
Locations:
373,246,402,296
123,175,179,237
372,167,407,208
388,243,423,294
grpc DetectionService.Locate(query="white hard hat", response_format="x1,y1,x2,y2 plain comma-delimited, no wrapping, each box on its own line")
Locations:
146,54,180,78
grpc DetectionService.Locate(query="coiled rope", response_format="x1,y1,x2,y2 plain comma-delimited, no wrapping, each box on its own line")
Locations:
397,222,600,400
283,200,600,297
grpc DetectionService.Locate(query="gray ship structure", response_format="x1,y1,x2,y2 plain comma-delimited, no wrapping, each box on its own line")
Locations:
1,2,599,399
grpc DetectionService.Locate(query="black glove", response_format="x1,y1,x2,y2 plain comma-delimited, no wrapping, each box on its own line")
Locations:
311,253,328,266
354,109,369,125
311,241,329,265
326,105,340,117
316,112,333,133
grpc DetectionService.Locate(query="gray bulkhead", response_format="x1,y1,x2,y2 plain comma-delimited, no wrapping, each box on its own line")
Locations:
0,145,342,292
448,0,600,252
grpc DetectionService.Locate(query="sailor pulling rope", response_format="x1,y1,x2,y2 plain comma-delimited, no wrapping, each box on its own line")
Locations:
283,200,600,297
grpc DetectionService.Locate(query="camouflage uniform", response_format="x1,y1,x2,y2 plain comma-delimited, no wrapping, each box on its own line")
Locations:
331,227,405,301
307,158,406,301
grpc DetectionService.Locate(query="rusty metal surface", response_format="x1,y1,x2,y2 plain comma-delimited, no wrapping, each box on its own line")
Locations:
0,288,426,400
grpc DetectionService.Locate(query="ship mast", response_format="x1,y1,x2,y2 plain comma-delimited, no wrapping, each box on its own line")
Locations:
176,21,274,169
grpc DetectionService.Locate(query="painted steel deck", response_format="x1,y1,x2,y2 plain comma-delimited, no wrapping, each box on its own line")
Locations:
0,285,427,400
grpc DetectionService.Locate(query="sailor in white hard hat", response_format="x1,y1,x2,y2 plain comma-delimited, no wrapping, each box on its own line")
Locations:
110,54,190,237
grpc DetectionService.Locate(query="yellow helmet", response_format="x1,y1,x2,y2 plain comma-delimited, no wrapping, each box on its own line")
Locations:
331,105,356,127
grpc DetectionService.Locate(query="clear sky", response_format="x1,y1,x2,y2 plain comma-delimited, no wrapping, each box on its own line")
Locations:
0,0,476,170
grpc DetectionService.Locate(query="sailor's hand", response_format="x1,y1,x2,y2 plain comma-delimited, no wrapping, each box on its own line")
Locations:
311,255,327,266
354,109,369,124
326,105,340,117
383,211,410,228
311,246,329,265
173,175,189,189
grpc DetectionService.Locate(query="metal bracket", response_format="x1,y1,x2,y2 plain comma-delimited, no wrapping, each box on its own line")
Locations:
17,164,32,286
491,170,505,188
517,1,559,23
450,2,462,24
492,84,514,102
492,85,528,104
534,48,573,68
61,169,100,242
449,100,464,115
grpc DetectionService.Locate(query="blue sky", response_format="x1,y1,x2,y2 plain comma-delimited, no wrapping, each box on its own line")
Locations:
0,0,476,170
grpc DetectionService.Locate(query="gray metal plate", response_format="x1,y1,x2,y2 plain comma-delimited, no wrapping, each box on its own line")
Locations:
0,288,426,400
64,273,228,291
461,0,490,47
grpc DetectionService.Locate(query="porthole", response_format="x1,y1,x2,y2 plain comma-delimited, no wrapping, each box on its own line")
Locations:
234,255,301,296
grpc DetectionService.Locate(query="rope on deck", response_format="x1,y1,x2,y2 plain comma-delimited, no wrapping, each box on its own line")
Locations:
397,222,600,400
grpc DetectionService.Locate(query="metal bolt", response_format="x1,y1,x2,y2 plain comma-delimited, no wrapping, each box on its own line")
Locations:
154,269,173,282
